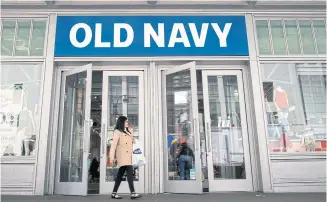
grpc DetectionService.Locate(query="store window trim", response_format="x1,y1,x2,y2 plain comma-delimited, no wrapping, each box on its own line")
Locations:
0,18,48,57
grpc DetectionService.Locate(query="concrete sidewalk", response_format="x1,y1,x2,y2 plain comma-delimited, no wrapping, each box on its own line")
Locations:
1,193,326,202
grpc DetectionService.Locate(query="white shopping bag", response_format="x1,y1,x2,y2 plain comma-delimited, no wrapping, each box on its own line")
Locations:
132,139,146,168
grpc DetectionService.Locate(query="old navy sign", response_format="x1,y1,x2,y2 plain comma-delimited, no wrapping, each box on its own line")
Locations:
54,16,249,57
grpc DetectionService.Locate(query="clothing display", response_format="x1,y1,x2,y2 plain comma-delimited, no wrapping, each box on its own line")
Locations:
301,128,316,151
274,87,289,109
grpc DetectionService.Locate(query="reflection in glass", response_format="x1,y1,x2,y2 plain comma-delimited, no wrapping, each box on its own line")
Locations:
261,63,327,153
127,77,139,128
299,20,316,55
30,20,46,56
255,19,325,56
256,20,272,55
166,70,196,181
105,76,139,182
0,19,47,56
270,20,286,55
1,20,16,56
15,20,31,56
59,72,87,182
0,63,42,156
207,75,245,180
285,20,301,55
313,20,327,54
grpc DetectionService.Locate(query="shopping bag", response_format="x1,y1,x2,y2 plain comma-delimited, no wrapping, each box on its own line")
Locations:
190,168,196,180
132,139,146,168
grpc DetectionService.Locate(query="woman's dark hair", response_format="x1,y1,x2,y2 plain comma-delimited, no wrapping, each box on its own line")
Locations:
115,116,129,134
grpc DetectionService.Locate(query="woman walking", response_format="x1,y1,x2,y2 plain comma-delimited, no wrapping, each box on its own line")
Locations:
109,116,142,200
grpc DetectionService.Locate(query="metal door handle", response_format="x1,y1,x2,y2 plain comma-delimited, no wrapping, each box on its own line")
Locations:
206,122,212,153
193,118,199,152
83,120,88,153
101,124,106,157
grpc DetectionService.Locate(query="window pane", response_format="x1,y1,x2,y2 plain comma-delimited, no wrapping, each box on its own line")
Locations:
15,20,31,56
299,20,316,55
127,76,139,128
261,63,327,153
1,20,16,56
285,20,301,55
0,63,42,157
30,20,46,56
270,20,286,55
256,20,272,55
313,20,326,54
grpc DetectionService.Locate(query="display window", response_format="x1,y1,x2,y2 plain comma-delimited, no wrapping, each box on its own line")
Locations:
0,63,43,156
261,63,326,153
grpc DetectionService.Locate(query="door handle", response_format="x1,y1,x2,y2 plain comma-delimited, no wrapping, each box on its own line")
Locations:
83,120,89,153
101,124,106,157
206,122,212,153
193,118,199,152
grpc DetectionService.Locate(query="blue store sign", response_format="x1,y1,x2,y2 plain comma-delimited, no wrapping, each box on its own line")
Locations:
54,16,249,57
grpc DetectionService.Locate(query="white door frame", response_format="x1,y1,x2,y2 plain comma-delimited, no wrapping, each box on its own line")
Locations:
162,62,203,194
99,71,145,194
54,63,92,196
202,70,253,192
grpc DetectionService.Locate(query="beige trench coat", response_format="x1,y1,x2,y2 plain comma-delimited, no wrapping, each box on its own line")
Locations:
109,129,133,167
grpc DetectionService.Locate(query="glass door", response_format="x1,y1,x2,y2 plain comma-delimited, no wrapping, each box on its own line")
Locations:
99,71,144,194
162,62,203,194
54,64,93,195
202,70,253,192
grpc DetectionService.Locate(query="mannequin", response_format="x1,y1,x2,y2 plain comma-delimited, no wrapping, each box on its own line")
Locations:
15,89,36,156
273,86,293,152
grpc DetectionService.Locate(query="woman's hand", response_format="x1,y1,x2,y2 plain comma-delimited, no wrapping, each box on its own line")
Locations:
109,159,115,167
128,125,134,133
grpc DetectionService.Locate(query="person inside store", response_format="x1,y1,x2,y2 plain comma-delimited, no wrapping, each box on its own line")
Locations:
177,142,195,180
109,116,142,200
89,157,100,183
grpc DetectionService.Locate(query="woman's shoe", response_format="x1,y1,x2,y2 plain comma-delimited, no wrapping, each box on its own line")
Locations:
131,193,142,199
111,193,122,199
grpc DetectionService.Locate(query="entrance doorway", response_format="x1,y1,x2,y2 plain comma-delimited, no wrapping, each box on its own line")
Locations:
162,62,253,193
54,64,92,196
54,64,145,195
99,71,145,194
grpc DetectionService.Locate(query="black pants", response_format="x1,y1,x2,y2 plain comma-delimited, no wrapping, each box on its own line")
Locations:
113,165,135,193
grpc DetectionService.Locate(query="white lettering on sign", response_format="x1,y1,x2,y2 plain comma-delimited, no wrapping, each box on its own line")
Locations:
168,23,191,48
144,23,165,47
70,23,92,48
69,22,232,48
114,23,134,48
189,23,209,47
211,23,232,47
95,23,111,47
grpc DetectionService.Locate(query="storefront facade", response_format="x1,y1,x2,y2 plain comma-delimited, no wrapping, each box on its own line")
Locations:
0,1,326,195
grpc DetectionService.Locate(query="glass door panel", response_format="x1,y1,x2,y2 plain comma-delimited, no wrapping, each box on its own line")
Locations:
202,70,253,192
163,62,203,194
100,71,144,194
54,64,92,196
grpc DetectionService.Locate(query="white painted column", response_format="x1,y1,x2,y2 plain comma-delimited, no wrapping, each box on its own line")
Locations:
33,14,57,195
245,14,273,192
